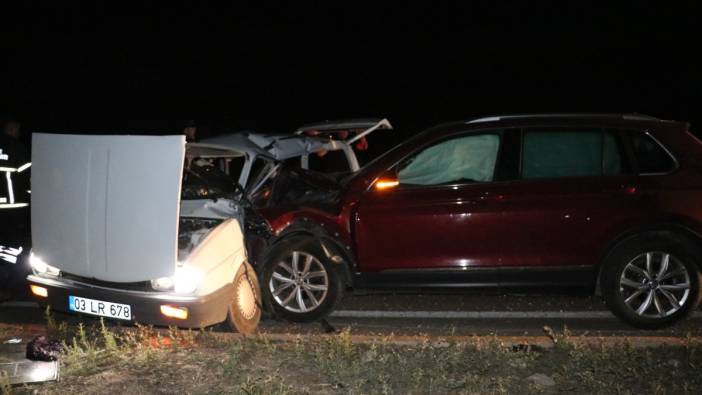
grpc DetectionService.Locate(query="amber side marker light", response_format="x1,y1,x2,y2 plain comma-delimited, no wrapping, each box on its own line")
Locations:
160,305,188,320
375,179,399,190
30,285,48,298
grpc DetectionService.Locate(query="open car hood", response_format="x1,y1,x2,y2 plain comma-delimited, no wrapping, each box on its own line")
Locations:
31,134,185,282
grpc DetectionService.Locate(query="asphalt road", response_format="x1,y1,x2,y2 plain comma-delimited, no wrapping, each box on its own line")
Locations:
2,291,701,339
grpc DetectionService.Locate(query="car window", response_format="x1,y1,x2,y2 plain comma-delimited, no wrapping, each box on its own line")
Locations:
522,129,628,179
248,165,279,207
307,150,350,173
629,131,676,174
398,134,500,186
602,132,625,175
223,156,246,180
246,157,270,187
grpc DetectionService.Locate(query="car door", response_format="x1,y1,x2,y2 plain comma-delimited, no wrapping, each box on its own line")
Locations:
353,130,515,284
496,127,638,285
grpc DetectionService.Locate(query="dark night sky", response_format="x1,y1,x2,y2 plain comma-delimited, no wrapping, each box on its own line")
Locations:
2,2,701,144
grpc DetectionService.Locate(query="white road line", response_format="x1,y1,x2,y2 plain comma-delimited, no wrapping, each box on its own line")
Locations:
332,310,702,319
331,310,614,319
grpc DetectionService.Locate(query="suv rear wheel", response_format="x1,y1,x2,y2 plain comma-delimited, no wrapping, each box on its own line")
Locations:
262,238,343,322
602,234,702,329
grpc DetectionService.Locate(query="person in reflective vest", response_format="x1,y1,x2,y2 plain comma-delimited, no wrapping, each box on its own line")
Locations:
0,118,30,210
0,117,31,301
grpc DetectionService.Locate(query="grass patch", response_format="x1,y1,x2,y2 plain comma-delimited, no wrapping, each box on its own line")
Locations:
7,316,702,394
0,373,11,395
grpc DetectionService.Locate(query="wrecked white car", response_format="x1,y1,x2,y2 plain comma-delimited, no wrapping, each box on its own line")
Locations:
26,134,261,334
25,119,391,330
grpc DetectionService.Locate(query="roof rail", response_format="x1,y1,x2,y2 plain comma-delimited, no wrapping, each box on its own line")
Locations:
467,113,660,124
621,113,660,121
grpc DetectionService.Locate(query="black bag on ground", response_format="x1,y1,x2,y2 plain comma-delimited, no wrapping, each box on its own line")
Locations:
26,336,63,361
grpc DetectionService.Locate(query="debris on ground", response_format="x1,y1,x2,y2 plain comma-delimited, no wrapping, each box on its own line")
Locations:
526,373,556,387
0,359,60,385
26,336,63,361
1,336,60,385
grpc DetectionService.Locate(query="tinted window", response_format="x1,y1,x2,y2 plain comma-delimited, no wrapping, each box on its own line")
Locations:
398,133,500,186
602,132,626,175
494,130,521,181
629,132,676,174
522,129,628,179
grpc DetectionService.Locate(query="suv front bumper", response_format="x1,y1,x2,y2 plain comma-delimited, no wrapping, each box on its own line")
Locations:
27,274,233,328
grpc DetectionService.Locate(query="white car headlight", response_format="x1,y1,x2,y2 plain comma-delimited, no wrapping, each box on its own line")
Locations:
151,263,203,294
29,252,60,276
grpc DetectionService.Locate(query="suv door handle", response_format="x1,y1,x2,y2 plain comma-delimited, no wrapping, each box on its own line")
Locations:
468,194,507,205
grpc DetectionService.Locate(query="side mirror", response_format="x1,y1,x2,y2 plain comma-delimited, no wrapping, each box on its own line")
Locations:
373,170,399,191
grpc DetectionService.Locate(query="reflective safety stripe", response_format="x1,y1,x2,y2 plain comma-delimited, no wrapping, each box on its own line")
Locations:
17,162,31,172
0,245,23,264
0,203,28,209
0,164,31,206
5,171,14,204
0,163,31,172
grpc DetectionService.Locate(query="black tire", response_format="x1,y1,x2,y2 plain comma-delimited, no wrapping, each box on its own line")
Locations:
224,261,262,335
601,233,702,329
262,237,343,323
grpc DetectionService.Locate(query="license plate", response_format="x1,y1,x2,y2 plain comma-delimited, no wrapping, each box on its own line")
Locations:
68,296,132,321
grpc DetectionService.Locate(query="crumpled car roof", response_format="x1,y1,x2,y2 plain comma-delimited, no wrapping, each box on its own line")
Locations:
246,134,328,160
191,132,329,161
189,118,392,161
188,133,272,159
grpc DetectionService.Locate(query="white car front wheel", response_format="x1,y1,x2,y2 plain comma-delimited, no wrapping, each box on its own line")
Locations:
225,261,262,335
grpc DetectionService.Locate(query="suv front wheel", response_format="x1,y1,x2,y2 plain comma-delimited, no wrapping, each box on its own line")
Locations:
602,235,702,329
262,238,343,322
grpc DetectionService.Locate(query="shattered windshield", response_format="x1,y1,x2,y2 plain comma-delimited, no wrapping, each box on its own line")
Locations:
181,161,238,200
248,163,341,208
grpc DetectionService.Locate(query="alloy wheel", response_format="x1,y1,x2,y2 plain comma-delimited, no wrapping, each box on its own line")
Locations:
619,251,691,318
269,251,329,313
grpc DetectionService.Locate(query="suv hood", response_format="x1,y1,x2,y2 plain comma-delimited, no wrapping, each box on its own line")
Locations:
31,134,185,282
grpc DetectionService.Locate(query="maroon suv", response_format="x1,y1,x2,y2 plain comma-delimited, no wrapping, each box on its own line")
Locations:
254,114,702,329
